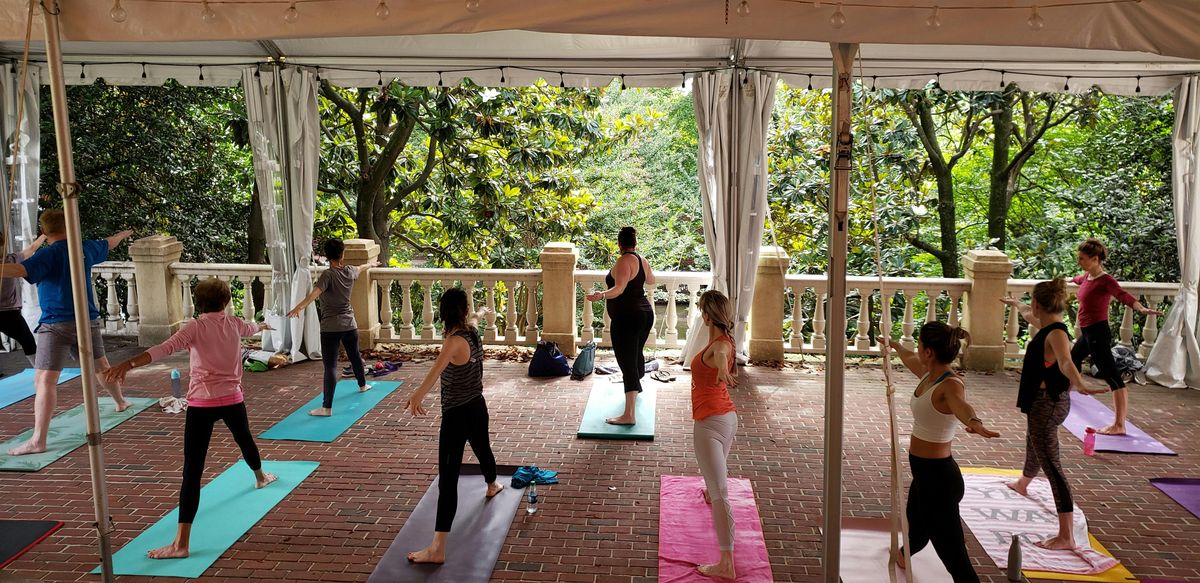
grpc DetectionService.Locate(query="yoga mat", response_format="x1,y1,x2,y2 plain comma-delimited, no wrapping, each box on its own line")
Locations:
0,396,156,472
576,382,655,440
259,380,403,442
837,517,954,583
0,368,82,409
100,460,318,578
1063,392,1176,455
368,465,523,583
0,519,63,569
960,468,1134,582
1150,478,1200,519
657,475,773,583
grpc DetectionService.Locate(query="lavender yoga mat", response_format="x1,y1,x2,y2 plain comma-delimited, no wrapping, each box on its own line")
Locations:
1062,392,1175,455
1150,478,1200,519
658,475,773,583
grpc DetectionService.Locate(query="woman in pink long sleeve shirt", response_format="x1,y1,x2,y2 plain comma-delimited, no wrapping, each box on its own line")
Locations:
105,278,276,560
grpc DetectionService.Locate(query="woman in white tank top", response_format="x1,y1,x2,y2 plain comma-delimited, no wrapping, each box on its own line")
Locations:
882,322,1000,583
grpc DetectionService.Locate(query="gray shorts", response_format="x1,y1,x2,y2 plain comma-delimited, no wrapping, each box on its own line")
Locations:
34,320,107,372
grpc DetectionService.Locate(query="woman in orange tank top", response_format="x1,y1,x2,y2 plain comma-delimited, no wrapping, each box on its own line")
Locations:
689,290,739,579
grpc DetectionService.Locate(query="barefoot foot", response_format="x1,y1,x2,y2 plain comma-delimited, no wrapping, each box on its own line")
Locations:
606,415,636,426
486,482,504,498
1098,423,1126,436
113,399,131,413
1006,480,1030,497
696,562,736,580
308,407,332,417
255,473,278,489
147,543,189,559
407,546,445,564
1035,535,1076,551
7,440,47,456
359,384,372,393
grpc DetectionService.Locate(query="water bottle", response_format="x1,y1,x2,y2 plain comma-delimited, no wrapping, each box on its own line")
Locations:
1083,427,1097,456
170,369,182,399
527,483,538,514
1007,534,1023,581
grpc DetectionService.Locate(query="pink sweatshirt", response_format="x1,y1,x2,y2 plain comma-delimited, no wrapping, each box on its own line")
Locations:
1071,274,1137,329
145,312,261,408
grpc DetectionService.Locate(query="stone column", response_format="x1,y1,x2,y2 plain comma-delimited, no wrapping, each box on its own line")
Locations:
343,239,381,347
129,235,184,346
749,246,790,362
539,242,578,356
961,250,1014,371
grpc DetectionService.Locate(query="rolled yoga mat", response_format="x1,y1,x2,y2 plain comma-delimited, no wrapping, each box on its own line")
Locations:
1062,392,1176,455
0,368,82,410
259,380,403,442
657,475,773,583
837,517,954,583
0,396,156,472
100,460,319,578
0,519,63,569
368,464,524,583
1149,478,1200,519
576,382,655,440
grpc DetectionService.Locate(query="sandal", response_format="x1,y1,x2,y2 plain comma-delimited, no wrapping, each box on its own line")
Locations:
650,370,675,383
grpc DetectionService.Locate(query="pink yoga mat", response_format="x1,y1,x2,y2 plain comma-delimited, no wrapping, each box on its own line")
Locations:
658,475,773,583
1062,392,1176,455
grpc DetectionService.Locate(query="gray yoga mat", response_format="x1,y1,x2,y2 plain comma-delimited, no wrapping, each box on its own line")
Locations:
368,464,524,583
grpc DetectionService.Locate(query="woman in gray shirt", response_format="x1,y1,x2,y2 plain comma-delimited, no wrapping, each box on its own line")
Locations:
0,233,44,367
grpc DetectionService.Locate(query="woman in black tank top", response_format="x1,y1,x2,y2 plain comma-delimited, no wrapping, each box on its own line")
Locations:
586,227,656,425
403,288,502,565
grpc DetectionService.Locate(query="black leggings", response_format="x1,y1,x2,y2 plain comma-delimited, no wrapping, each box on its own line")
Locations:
1071,321,1125,392
180,403,263,524
1022,390,1074,514
320,330,366,409
436,396,497,533
609,309,653,393
905,455,979,583
0,309,36,356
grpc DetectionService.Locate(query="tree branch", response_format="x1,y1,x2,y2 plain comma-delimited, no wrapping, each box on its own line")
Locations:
905,233,951,261
319,81,369,181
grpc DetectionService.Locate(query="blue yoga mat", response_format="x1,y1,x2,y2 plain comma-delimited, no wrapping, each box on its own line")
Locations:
0,396,156,472
0,368,82,409
576,382,655,440
259,380,403,442
100,460,319,578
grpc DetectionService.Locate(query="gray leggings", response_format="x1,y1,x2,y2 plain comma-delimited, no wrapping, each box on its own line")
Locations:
1021,390,1074,514
694,411,737,551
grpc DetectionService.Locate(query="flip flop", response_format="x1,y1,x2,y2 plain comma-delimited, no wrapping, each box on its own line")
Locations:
650,370,675,383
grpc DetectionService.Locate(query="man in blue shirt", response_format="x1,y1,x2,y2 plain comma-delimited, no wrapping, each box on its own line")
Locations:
0,209,134,456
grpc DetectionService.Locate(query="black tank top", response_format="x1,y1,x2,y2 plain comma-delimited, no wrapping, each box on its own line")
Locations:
439,327,484,412
1017,322,1071,413
605,252,652,315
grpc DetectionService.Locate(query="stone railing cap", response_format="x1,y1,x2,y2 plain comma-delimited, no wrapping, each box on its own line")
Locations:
540,242,577,254
129,235,183,257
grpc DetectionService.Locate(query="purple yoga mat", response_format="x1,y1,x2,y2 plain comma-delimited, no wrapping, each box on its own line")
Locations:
1061,392,1176,455
1150,478,1200,520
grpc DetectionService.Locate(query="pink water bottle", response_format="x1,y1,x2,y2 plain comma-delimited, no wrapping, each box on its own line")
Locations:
1083,427,1097,456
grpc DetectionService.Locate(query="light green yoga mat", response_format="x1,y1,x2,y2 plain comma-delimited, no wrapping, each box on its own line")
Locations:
259,380,403,442
0,396,156,472
100,460,318,578
576,382,655,440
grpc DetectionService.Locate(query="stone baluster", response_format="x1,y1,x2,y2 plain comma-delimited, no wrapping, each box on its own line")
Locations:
179,275,194,322
378,279,394,340
125,273,139,332
104,272,122,333
524,281,538,344
243,276,257,322
925,289,938,325
948,290,962,327
581,282,595,344
665,280,679,346
855,288,871,351
399,280,415,340
1139,294,1163,358
1006,302,1021,356
813,292,827,350
484,281,498,342
879,288,893,352
504,282,518,345
422,280,436,340
789,284,805,350
1118,304,1135,348
901,291,916,349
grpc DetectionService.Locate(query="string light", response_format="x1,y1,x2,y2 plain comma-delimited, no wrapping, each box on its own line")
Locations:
681,73,687,88
437,71,443,87
559,71,565,88
141,63,147,79
1027,5,1044,31
200,0,216,24
1135,75,1141,93
999,70,1005,89
925,5,941,29
283,1,299,24
830,2,846,28
465,0,480,12
807,74,813,91
377,70,383,86
1063,76,1070,91
79,64,86,80
499,67,506,84
933,72,942,92
620,74,627,90
375,0,390,19
110,0,127,22
198,65,205,82
737,0,750,17
871,75,877,91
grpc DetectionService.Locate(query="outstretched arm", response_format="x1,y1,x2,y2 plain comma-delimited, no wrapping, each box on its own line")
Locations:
404,335,466,416
942,379,999,438
102,351,152,385
17,235,46,260
286,288,322,318
0,263,27,279
585,255,635,302
1000,296,1040,328
1048,329,1105,395
881,337,926,378
105,230,134,250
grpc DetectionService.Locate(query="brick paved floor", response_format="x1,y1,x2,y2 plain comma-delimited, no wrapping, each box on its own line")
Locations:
1,347,1198,582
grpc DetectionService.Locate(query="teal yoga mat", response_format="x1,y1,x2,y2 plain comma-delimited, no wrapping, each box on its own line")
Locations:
0,368,82,409
576,382,655,440
259,380,403,442
100,460,318,578
0,396,156,472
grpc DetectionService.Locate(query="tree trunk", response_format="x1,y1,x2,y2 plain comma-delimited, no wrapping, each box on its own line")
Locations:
247,182,268,311
988,94,1015,251
933,170,960,278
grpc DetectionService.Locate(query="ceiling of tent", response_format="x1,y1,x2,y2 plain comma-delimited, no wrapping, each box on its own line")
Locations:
1,0,1198,94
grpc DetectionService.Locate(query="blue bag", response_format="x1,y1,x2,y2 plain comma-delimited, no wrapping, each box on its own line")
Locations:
570,342,596,380
529,340,571,377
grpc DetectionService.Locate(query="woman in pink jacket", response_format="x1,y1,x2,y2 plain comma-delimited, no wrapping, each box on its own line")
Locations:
105,278,276,559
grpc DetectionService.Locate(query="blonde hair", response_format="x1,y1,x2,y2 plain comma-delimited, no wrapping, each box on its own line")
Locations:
1032,278,1068,314
39,209,66,236
698,289,734,337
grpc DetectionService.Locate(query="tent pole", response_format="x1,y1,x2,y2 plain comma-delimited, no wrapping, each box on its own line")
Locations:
41,3,116,581
822,41,858,583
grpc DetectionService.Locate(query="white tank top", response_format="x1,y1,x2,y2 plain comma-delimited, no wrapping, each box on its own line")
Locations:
910,371,958,444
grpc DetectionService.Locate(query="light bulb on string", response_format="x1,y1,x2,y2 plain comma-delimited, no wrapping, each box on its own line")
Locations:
110,0,127,22
375,1,390,19
198,66,205,82
437,71,444,88
1063,76,1070,91
681,73,687,89
141,63,147,79
499,67,506,84
283,1,299,24
201,0,216,24
1027,5,1044,31
465,0,481,12
925,5,941,29
807,74,813,91
737,0,750,17
830,2,845,28
79,64,86,80
999,70,1006,90
1135,75,1142,94
377,71,383,87
559,72,565,88
620,74,627,90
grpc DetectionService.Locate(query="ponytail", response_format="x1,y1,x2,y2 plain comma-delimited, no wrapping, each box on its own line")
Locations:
918,321,971,364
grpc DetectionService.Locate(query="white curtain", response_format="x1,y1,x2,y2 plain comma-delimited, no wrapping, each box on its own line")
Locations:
242,66,321,362
1141,75,1200,389
683,70,778,364
0,63,41,332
